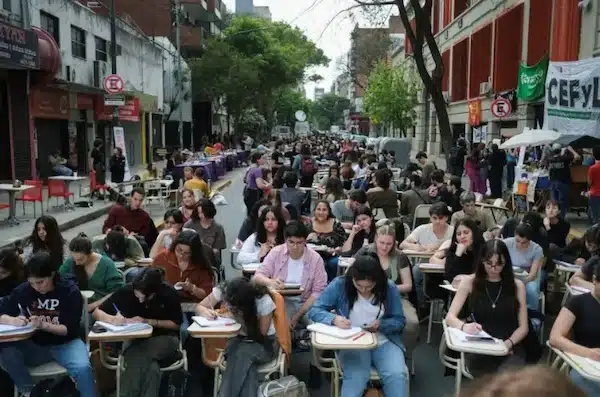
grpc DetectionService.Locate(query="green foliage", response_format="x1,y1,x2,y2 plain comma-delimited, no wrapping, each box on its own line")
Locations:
189,15,329,132
310,93,351,130
363,61,420,131
238,108,266,135
273,88,311,127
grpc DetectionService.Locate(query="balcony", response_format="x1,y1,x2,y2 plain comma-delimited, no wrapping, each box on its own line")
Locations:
206,0,221,19
180,0,208,10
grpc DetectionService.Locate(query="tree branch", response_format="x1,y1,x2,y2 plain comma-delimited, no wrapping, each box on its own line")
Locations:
316,4,364,42
353,0,397,6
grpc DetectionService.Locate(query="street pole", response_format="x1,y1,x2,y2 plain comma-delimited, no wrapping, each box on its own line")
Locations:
175,0,183,149
110,0,119,127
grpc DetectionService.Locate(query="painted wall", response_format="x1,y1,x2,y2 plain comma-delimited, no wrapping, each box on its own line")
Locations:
154,37,192,123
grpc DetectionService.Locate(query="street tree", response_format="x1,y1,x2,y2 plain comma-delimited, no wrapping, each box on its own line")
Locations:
352,0,453,160
364,61,420,137
311,93,351,130
273,87,311,127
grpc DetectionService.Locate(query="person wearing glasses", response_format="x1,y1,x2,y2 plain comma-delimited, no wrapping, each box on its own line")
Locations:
445,240,529,377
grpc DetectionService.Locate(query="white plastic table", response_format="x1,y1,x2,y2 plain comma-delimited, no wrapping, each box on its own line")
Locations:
0,184,34,226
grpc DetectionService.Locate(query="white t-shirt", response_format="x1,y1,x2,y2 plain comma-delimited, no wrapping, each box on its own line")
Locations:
212,287,276,336
286,256,304,284
244,137,254,151
408,223,454,245
349,295,388,345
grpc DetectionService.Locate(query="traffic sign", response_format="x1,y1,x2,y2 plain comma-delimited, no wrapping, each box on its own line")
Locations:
491,97,512,118
103,74,124,94
104,94,125,106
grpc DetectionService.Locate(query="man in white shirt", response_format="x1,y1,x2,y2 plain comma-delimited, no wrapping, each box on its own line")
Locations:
243,134,254,151
400,202,454,309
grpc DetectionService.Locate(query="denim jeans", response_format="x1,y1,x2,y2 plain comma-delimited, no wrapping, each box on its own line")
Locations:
570,369,600,396
550,180,570,217
412,265,425,308
53,165,74,176
326,256,339,282
589,196,600,225
0,338,96,397
523,269,542,311
338,342,407,397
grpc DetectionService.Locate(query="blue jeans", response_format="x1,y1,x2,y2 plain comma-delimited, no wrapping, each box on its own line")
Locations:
589,196,600,225
570,369,600,396
550,180,570,217
338,342,407,397
326,256,339,282
524,269,542,311
53,165,74,176
0,338,96,397
412,265,424,308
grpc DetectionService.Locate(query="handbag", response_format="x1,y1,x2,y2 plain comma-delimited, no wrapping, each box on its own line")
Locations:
258,376,309,397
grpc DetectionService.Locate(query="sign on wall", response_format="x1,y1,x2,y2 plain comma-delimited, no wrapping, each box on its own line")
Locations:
517,55,548,101
0,22,38,69
544,58,600,137
468,99,482,126
491,97,512,118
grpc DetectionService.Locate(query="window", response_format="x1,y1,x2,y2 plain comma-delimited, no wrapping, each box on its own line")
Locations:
95,36,107,62
3,0,10,12
40,11,59,46
71,25,86,59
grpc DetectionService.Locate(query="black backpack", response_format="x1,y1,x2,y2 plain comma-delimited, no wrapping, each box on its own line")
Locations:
159,369,193,397
30,377,80,397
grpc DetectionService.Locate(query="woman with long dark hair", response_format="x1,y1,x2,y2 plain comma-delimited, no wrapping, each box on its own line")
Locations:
445,239,529,376
24,215,67,268
324,177,346,203
236,198,271,246
150,209,186,258
309,254,408,397
184,199,226,259
197,277,277,396
59,233,123,313
237,206,285,265
431,218,485,285
341,205,376,256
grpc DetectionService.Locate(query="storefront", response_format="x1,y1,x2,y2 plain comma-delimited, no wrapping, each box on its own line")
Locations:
30,87,70,179
95,97,141,168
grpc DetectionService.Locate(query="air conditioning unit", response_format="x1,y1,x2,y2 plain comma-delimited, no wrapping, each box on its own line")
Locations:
93,60,108,88
442,91,451,103
65,65,76,82
479,81,491,95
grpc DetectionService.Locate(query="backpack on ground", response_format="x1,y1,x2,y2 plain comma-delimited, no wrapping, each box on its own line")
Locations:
300,157,315,177
30,376,80,397
258,376,309,397
159,369,193,397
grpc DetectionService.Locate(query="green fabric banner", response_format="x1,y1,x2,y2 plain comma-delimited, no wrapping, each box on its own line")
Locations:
517,55,549,101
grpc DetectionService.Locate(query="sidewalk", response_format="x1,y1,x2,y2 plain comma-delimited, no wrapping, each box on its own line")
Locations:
0,163,235,249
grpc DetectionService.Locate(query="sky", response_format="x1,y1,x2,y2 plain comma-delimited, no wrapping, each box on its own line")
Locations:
221,0,393,100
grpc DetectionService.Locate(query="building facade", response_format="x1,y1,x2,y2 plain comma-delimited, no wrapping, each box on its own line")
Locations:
314,87,325,101
235,0,253,14
254,6,271,20
402,0,581,155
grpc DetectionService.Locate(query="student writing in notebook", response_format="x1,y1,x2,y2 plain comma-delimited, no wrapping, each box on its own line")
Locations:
445,239,529,377
196,277,278,396
308,254,407,397
94,268,182,397
550,263,600,396
0,252,97,397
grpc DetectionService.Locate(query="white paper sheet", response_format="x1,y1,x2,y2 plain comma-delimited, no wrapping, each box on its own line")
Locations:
192,316,237,327
447,327,496,343
0,324,33,334
307,323,363,339
95,321,152,333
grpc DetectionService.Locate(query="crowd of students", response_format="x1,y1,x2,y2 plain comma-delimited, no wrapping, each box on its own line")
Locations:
0,135,597,397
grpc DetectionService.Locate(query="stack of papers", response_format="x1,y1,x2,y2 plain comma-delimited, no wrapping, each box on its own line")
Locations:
307,323,363,339
0,324,33,334
192,316,237,327
95,321,152,333
447,327,498,343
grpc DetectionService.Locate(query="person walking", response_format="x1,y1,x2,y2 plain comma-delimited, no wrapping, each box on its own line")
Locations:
548,143,579,217
488,144,506,198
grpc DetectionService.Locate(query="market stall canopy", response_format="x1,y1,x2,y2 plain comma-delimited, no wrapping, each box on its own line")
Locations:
500,128,563,149
552,134,600,149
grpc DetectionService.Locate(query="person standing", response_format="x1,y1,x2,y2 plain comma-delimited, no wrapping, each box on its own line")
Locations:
90,139,105,183
488,144,507,199
506,148,517,190
587,146,600,224
109,147,126,184
449,139,467,178
548,143,579,217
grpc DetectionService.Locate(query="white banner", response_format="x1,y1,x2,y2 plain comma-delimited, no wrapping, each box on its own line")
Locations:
113,126,131,181
544,58,600,137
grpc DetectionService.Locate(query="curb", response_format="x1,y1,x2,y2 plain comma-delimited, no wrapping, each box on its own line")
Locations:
1,204,112,250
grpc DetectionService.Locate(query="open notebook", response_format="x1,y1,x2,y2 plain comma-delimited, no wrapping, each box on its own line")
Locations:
0,324,33,334
95,321,152,333
307,323,363,339
446,327,498,343
192,316,237,327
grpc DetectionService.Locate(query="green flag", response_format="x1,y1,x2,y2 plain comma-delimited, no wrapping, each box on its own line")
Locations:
517,55,549,101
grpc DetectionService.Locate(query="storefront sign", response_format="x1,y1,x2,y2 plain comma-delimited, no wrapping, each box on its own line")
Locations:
104,94,125,106
517,55,548,101
544,58,600,136
468,99,482,126
31,88,69,119
76,94,95,109
96,97,140,122
0,22,39,69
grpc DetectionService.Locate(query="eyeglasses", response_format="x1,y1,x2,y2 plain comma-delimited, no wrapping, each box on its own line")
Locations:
483,260,505,269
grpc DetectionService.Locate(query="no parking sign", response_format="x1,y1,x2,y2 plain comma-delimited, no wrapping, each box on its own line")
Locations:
491,97,512,118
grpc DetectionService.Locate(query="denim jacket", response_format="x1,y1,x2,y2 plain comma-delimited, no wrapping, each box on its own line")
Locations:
308,277,406,350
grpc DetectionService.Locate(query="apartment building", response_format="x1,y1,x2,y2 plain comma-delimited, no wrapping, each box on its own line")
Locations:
402,0,580,154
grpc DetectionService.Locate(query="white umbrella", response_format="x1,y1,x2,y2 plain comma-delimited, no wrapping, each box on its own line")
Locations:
499,128,563,149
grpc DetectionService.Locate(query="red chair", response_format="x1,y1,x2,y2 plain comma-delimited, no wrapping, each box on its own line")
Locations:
47,180,74,211
90,170,109,201
0,204,8,210
15,180,43,217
